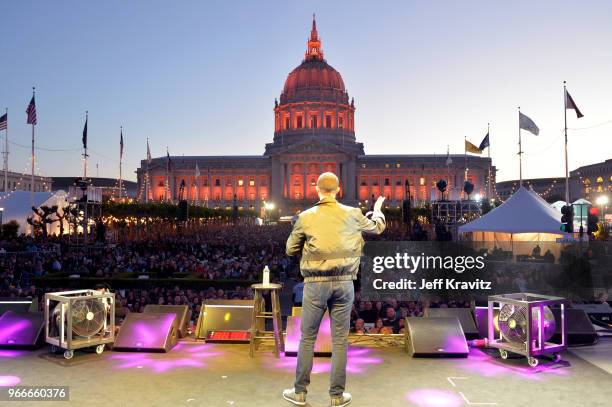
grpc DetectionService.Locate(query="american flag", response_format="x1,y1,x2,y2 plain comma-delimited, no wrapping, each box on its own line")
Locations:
26,95,37,125
0,113,6,131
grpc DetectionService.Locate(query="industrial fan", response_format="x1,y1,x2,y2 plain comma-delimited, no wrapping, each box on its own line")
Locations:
498,303,556,344
45,290,115,359
487,293,567,367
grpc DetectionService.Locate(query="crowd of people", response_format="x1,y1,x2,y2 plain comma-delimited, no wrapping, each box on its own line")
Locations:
1,222,608,329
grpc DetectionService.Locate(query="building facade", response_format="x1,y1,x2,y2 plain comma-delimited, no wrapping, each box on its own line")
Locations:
571,159,612,202
495,159,612,204
136,18,493,212
1,170,51,193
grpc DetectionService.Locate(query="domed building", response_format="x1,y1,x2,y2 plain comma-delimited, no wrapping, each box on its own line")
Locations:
137,17,493,212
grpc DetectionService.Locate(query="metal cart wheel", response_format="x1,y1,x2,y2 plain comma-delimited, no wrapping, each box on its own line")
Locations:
50,345,58,353
499,349,508,359
553,353,562,363
63,350,74,360
95,344,105,354
527,357,539,367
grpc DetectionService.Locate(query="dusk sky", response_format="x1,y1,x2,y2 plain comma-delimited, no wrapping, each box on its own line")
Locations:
1,0,611,182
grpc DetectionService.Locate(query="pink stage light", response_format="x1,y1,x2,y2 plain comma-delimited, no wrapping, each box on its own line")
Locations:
0,376,21,387
110,343,224,373
0,349,26,358
268,347,382,375
406,389,463,407
457,348,570,380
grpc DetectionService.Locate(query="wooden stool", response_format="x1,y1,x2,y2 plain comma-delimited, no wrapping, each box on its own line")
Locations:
249,283,284,358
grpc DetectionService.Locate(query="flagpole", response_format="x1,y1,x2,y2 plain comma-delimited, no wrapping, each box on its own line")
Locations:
119,127,123,200
30,88,36,208
165,146,169,203
3,108,8,193
446,145,450,199
563,81,570,204
83,111,88,180
518,107,522,187
487,122,491,200
145,138,149,204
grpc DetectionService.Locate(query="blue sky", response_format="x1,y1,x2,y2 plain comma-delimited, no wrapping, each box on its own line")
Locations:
1,0,611,182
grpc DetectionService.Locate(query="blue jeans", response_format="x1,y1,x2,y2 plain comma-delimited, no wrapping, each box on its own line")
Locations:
294,280,354,397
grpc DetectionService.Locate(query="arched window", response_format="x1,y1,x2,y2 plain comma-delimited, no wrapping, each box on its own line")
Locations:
596,176,604,183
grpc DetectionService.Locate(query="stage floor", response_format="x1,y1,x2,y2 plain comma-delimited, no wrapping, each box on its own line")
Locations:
1,339,610,407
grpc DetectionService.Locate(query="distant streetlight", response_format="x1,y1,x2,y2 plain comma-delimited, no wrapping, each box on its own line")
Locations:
474,193,482,202
264,201,275,211
0,207,3,226
595,195,609,206
596,195,608,222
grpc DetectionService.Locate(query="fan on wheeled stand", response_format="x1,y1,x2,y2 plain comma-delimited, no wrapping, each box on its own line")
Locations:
45,290,115,359
487,293,567,367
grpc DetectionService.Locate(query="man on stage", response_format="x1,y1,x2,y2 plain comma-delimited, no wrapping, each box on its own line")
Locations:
283,172,386,407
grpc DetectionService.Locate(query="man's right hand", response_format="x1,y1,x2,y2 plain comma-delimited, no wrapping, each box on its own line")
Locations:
373,196,385,213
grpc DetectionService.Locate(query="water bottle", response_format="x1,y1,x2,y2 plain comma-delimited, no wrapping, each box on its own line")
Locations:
262,265,270,286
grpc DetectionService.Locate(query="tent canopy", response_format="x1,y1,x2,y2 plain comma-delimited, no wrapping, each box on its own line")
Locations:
0,190,68,234
459,186,562,235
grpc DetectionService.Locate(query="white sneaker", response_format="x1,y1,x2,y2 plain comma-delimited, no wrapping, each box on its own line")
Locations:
282,388,306,406
331,392,352,407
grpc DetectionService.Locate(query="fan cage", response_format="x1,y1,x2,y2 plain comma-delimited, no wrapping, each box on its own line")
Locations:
44,289,115,351
487,293,567,358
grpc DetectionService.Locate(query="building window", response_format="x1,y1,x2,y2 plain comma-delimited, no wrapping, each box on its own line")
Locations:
584,178,591,185
310,178,316,186
361,164,366,168
384,178,390,186
385,163,390,168
372,180,379,186
158,181,164,187
215,179,221,187
339,116,344,128
396,180,402,186
249,179,255,186
596,176,604,183
360,179,367,186
310,115,318,128
296,115,303,128
225,179,232,186
284,116,290,129
396,163,401,168
325,114,332,128
238,179,244,186
419,177,426,186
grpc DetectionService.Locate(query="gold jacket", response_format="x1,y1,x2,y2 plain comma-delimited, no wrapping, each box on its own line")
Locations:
286,196,385,282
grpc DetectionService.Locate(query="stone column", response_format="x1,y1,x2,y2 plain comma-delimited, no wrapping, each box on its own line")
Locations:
302,162,307,200
280,161,286,199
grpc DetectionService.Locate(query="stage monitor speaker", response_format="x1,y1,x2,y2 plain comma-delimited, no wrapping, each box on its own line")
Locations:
551,308,597,346
0,311,45,348
474,306,501,339
114,312,178,352
0,297,37,315
196,300,254,342
284,313,332,357
424,308,479,340
143,304,191,338
572,303,612,329
405,317,468,357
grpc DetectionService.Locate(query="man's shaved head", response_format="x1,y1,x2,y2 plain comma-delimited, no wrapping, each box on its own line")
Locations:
316,172,340,196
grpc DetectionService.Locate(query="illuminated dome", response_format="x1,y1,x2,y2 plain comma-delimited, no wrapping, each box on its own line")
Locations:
279,17,349,104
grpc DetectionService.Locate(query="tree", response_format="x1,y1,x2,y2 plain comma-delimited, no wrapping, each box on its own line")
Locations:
1,220,19,238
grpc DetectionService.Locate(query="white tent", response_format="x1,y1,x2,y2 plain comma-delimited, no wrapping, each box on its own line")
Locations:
0,190,68,235
459,186,563,243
